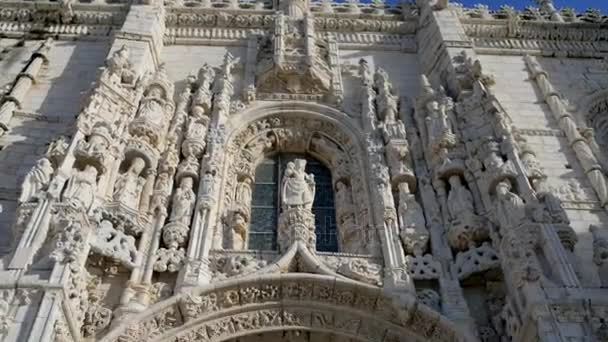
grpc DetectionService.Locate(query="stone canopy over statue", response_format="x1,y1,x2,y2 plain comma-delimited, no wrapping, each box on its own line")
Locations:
281,159,316,210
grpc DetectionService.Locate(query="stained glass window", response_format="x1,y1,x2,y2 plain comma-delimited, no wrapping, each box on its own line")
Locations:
248,153,338,252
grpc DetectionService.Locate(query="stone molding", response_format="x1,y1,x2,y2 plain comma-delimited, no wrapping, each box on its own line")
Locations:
100,274,468,342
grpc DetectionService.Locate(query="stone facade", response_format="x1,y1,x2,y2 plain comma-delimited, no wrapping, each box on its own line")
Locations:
0,0,607,341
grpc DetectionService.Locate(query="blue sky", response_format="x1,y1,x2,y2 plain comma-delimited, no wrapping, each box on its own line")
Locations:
456,0,608,11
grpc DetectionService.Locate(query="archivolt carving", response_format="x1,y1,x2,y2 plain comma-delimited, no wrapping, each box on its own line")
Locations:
219,103,374,253
100,274,467,342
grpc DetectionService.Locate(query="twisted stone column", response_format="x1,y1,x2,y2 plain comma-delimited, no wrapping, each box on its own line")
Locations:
525,55,608,211
0,38,53,135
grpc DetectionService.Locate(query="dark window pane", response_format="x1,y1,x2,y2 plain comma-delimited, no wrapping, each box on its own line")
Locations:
248,152,338,252
250,208,277,232
248,231,277,251
251,184,277,207
313,208,338,252
254,162,277,183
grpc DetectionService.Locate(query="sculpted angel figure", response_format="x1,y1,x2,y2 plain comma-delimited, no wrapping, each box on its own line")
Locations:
281,159,315,210
113,157,146,209
19,158,54,203
62,165,98,211
169,177,196,226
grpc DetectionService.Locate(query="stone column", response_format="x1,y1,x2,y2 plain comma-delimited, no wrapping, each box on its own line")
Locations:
0,38,53,136
526,55,608,212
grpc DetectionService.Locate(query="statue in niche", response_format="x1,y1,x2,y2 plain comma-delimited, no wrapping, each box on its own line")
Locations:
482,139,504,171
62,165,98,211
375,68,398,124
169,177,196,226
19,158,54,204
191,63,215,118
231,211,248,250
200,171,215,197
113,157,146,209
447,175,476,224
397,182,429,256
235,177,253,205
493,180,526,230
425,99,456,151
281,159,315,210
138,88,165,128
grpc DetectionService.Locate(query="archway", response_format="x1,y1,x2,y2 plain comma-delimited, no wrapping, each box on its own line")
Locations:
100,274,469,342
217,102,378,255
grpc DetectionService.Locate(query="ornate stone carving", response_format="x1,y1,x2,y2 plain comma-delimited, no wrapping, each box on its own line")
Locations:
446,175,485,251
454,242,500,280
397,182,429,256
337,259,382,286
255,11,333,97
62,165,98,211
101,45,135,86
405,254,440,279
74,122,113,174
278,207,316,252
82,277,112,337
45,135,69,168
281,159,315,211
168,177,196,227
89,220,138,268
493,179,526,232
210,254,268,280
19,157,54,204
374,68,398,124
129,65,175,149
113,157,146,211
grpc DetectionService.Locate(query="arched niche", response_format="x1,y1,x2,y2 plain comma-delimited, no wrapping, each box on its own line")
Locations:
583,90,608,148
99,274,470,342
217,102,377,255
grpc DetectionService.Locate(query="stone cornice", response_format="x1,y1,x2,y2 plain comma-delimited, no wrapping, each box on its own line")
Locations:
0,2,127,37
462,19,608,43
164,9,416,35
460,19,608,56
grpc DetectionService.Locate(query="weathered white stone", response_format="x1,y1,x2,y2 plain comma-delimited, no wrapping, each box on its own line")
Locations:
0,1,607,341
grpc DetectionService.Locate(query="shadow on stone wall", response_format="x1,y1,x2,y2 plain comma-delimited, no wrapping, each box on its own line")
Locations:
0,39,110,256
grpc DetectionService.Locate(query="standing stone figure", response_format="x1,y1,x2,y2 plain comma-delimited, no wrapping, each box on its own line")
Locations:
281,159,315,210
494,180,526,230
169,177,196,226
19,158,54,203
62,165,98,211
235,177,253,205
114,157,146,209
447,175,476,224
397,182,429,256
